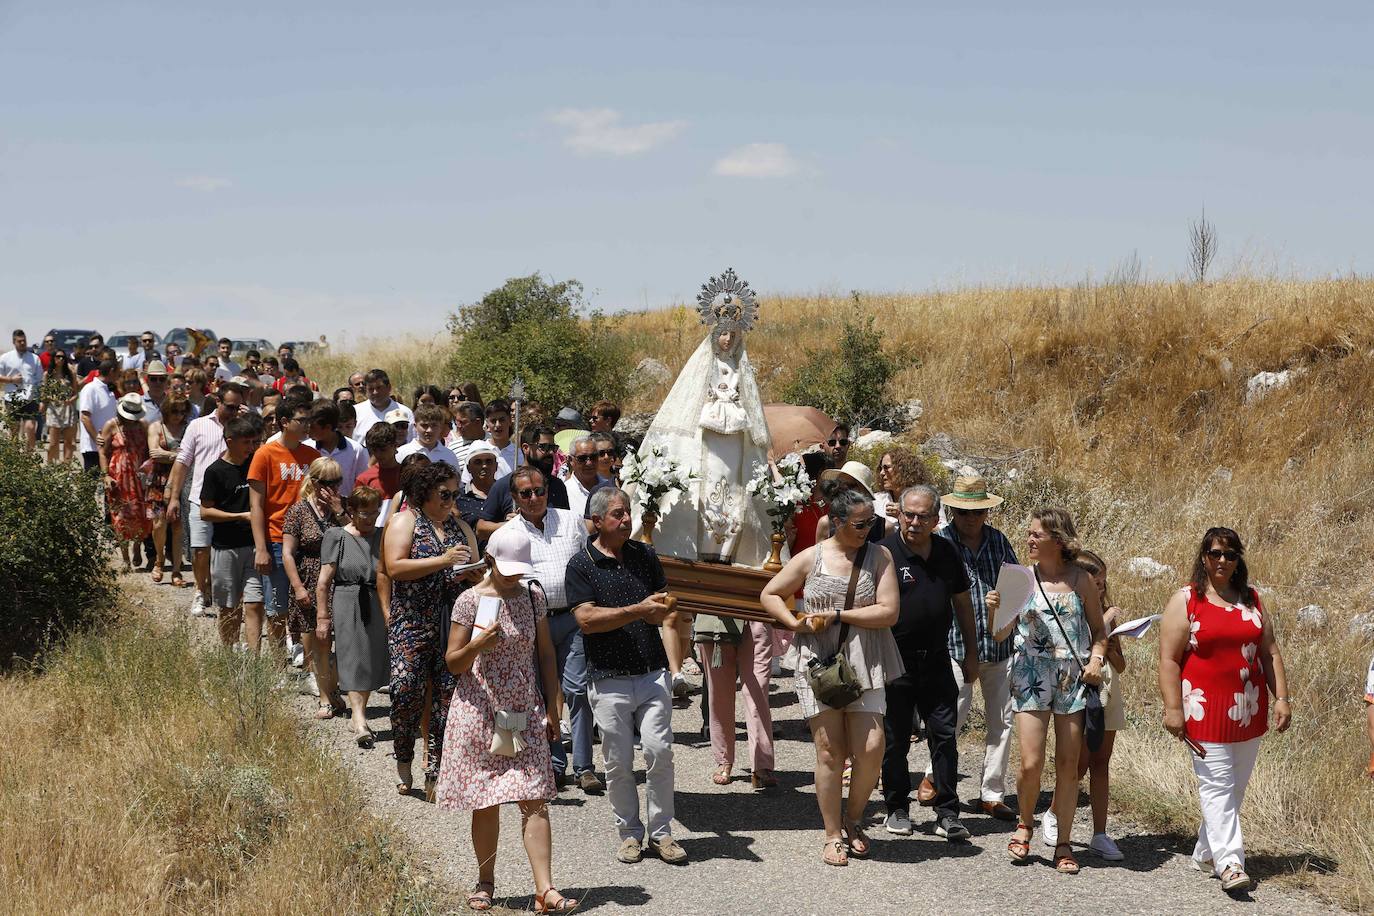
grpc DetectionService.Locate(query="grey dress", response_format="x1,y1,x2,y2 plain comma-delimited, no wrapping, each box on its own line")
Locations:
323,527,389,692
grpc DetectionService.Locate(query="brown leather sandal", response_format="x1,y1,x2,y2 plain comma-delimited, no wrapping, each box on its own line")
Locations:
822,838,849,867
1008,823,1033,863
534,887,580,913
1054,843,1080,874
844,822,871,858
466,881,494,911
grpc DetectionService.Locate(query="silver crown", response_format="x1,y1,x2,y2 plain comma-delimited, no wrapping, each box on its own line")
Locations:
696,267,759,334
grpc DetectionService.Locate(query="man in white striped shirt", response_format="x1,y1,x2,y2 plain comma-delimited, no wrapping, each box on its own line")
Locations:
500,465,602,793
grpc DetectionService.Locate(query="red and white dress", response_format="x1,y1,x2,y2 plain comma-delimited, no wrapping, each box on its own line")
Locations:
1180,586,1268,744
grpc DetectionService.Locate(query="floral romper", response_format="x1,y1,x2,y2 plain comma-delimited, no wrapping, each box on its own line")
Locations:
1010,584,1091,715
388,511,471,779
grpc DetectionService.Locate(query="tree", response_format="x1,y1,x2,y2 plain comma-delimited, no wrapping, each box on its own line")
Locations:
1189,208,1218,283
779,300,904,428
446,273,630,410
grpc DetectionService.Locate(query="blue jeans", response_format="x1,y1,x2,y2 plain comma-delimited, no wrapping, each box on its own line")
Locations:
265,541,289,619
547,610,595,776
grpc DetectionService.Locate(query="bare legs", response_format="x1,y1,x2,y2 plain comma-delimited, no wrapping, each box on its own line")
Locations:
1015,710,1084,844
810,709,884,844
469,800,559,899
660,612,691,675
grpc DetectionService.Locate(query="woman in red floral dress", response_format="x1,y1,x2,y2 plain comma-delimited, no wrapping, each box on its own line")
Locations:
99,394,154,571
1159,527,1292,895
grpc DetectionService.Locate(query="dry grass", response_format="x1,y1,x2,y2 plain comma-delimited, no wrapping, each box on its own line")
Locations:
0,620,443,915
313,276,1374,907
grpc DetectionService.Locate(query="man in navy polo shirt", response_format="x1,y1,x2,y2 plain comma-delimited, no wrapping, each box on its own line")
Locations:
879,484,979,842
566,487,686,867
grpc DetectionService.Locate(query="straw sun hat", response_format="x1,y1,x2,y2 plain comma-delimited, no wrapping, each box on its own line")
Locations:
942,469,1004,510
819,460,877,499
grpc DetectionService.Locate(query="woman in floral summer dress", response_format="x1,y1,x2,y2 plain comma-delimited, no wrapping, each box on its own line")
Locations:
99,394,154,571
995,507,1107,875
436,524,574,914
1159,527,1291,895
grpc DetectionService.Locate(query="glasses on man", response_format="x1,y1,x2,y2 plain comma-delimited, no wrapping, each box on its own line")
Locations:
827,438,851,448
140,338,155,345
900,509,940,522
516,486,547,499
573,453,598,464
595,448,616,459
953,507,989,517
532,442,557,453
1205,549,1240,562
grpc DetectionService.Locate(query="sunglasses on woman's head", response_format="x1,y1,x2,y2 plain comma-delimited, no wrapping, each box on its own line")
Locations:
1206,549,1240,562
517,486,547,499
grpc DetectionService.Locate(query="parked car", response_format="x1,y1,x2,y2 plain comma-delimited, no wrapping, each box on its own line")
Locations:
107,331,164,354
230,338,275,360
163,327,219,355
46,328,100,357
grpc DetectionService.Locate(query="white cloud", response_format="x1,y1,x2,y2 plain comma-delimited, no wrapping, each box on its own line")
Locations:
548,108,686,156
712,143,800,178
174,176,232,192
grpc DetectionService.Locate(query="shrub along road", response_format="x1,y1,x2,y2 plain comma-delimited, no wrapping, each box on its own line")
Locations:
135,576,1341,915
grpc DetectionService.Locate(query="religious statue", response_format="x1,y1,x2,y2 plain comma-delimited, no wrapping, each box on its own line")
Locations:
632,268,774,568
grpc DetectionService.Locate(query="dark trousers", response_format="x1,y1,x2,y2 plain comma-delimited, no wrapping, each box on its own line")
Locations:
883,649,959,820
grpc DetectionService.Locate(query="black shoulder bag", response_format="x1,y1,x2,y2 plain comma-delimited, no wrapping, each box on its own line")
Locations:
1034,567,1106,752
805,542,869,709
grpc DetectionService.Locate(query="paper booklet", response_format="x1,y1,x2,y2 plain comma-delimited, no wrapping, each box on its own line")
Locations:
993,563,1036,634
473,595,502,631
1108,614,1162,639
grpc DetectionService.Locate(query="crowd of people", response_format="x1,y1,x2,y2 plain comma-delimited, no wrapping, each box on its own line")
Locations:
5,324,1373,910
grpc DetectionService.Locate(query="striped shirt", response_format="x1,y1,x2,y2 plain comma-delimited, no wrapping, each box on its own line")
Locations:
504,507,586,610
175,412,226,505
938,523,1020,663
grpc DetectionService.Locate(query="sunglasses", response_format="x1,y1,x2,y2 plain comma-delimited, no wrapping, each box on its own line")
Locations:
448,394,463,401
318,477,343,487
827,438,851,448
436,489,457,503
954,507,989,517
222,403,243,413
532,442,557,452
900,510,940,522
1205,549,1240,562
573,454,598,464
848,516,878,530
517,486,547,499
596,448,616,458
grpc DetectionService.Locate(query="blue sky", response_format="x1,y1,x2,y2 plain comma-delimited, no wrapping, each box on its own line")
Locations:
3,1,1371,342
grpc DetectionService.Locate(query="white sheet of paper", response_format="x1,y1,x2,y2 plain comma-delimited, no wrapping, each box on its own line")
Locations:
474,595,501,631
993,563,1036,633
1109,614,1162,639
376,495,397,528
451,560,486,574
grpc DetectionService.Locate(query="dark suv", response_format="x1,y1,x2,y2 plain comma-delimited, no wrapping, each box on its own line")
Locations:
46,328,100,356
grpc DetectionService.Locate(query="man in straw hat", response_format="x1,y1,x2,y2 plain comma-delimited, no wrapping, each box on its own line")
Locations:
918,467,1019,820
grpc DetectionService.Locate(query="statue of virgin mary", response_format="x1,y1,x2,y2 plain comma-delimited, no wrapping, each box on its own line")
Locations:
631,268,774,568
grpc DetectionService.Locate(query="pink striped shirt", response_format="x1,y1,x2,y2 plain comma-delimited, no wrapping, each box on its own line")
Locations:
176,412,226,504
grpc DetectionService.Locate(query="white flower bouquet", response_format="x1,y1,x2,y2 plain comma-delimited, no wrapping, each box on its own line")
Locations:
745,453,814,535
620,445,696,517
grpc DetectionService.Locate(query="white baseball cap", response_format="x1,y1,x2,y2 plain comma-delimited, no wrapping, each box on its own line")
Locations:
486,524,536,578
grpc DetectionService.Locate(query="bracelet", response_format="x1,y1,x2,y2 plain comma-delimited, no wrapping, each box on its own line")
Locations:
1276,696,1292,703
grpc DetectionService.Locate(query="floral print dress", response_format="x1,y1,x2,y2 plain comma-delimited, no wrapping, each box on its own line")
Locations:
280,499,341,636
434,588,555,811
107,422,153,541
1179,587,1268,744
1010,583,1091,716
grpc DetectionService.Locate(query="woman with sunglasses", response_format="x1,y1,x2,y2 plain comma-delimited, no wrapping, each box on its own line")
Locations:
384,460,480,799
281,457,348,717
1159,527,1291,894
761,487,902,866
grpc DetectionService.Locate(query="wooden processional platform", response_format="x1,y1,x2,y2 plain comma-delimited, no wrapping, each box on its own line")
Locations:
659,556,778,625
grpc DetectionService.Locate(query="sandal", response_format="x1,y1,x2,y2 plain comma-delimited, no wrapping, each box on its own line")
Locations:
355,729,375,749
466,881,494,911
534,887,580,913
711,766,732,786
315,703,336,720
822,838,849,867
171,574,187,588
425,775,437,803
1220,865,1251,892
1008,823,1033,863
396,762,412,796
750,769,778,790
150,568,163,584
1054,843,1080,875
844,822,871,859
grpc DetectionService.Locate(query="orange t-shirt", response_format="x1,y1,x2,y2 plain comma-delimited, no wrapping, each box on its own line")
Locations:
248,440,321,541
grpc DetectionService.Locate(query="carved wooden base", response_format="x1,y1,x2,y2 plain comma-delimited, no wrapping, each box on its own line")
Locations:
660,556,778,625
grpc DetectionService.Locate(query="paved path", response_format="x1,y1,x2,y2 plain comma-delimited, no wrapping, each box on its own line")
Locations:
131,576,1341,915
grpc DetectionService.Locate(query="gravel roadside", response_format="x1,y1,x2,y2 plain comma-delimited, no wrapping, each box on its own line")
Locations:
129,575,1342,915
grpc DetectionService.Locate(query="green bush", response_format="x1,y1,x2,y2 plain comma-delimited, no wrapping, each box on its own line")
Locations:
446,273,631,411
779,301,907,428
0,435,117,667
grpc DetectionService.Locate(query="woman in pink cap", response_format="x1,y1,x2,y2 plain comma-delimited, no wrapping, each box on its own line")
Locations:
436,523,577,913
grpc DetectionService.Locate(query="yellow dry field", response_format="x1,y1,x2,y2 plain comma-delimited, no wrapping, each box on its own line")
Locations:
315,276,1374,908
0,623,442,915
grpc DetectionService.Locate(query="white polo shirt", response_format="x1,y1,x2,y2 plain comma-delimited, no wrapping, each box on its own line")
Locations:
396,438,462,471
352,397,414,446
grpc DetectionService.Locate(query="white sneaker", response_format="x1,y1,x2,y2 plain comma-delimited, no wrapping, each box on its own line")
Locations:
1089,832,1124,861
301,672,319,697
290,643,306,668
189,593,206,617
1041,809,1059,847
